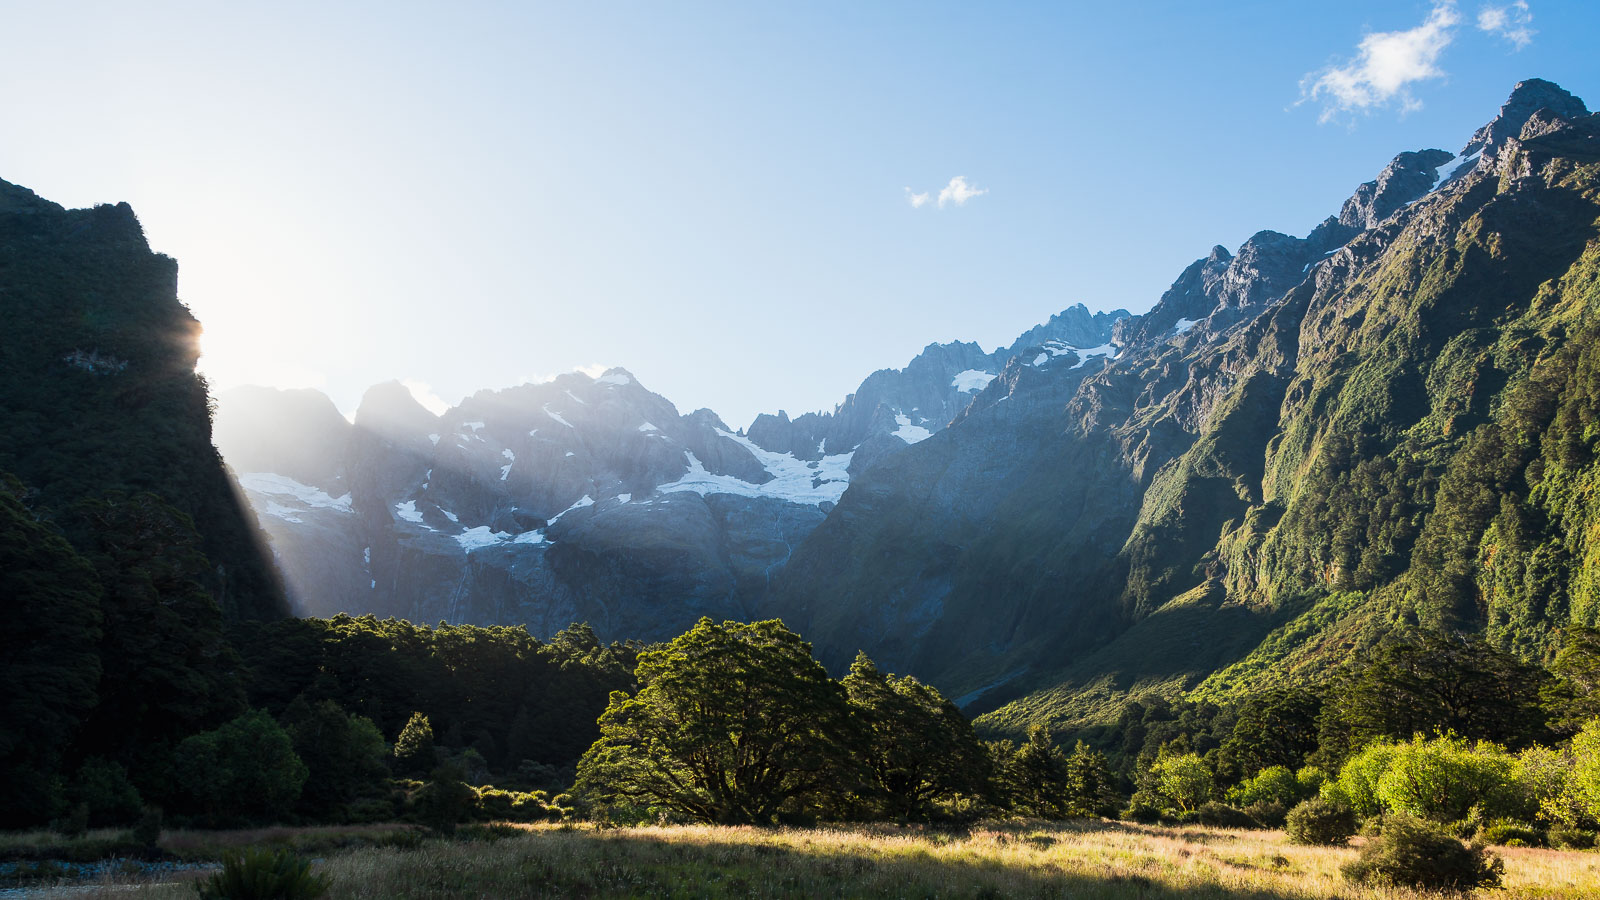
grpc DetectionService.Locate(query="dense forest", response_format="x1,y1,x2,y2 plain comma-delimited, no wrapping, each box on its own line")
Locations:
11,510,1600,856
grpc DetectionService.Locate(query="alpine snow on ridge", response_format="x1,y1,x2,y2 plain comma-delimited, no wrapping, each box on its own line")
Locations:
215,303,1126,643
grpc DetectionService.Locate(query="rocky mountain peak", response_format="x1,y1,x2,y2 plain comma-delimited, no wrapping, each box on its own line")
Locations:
354,380,440,444
1462,78,1589,158
1337,149,1456,230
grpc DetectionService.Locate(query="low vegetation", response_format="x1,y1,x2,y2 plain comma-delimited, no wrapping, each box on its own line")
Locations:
15,820,1599,899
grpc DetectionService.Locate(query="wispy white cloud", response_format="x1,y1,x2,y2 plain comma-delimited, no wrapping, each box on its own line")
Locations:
1478,1,1534,49
937,175,987,208
1300,2,1461,123
401,378,452,416
904,188,932,208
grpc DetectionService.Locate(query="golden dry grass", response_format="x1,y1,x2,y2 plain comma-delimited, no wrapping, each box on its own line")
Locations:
32,820,1600,899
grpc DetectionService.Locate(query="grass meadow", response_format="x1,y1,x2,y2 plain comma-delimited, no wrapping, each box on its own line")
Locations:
11,819,1600,899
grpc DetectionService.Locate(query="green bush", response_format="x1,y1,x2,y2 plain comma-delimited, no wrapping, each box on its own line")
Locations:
1549,826,1597,849
1323,741,1397,819
193,848,330,900
71,758,143,827
1151,753,1212,812
345,796,397,824
172,710,308,825
1285,798,1357,846
1341,815,1502,892
1121,796,1163,824
1229,766,1315,809
130,806,162,847
1374,734,1525,823
52,802,89,838
1197,802,1256,829
1243,799,1289,828
414,765,475,834
1479,819,1542,847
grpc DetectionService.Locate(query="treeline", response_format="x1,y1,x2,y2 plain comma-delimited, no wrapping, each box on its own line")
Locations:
2,470,636,831
1054,627,1600,843
575,618,1121,825
13,473,1600,844
574,618,1600,847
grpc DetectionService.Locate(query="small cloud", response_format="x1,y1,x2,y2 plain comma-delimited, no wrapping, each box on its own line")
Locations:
401,378,451,416
904,188,932,208
1300,2,1461,123
1478,1,1534,49
937,175,987,208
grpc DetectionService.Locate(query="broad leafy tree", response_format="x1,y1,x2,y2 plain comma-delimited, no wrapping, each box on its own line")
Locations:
842,652,989,819
577,618,856,824
1317,629,1548,762
1222,686,1322,778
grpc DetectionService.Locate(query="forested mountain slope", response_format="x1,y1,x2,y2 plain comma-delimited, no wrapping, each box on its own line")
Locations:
0,178,282,622
763,79,1600,732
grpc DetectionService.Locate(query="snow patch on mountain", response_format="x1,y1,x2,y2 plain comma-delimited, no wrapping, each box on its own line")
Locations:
892,413,932,444
548,494,594,525
1433,152,1480,189
238,473,354,513
456,526,512,551
660,431,853,506
1071,343,1118,369
952,369,996,393
395,500,424,523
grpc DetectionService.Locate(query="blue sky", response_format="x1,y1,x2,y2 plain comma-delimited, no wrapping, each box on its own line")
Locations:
1,1,1595,427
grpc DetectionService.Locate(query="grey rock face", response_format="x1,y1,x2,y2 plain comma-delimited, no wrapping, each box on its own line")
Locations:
219,367,855,641
747,303,1130,473
1336,150,1456,230
1462,78,1589,158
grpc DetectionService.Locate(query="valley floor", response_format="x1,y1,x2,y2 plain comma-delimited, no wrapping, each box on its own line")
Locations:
13,820,1600,899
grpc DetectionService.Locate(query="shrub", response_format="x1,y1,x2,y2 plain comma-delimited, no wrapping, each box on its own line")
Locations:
1295,766,1328,797
171,710,308,825
1122,796,1163,824
53,802,89,838
1549,826,1597,850
1569,718,1600,823
1229,766,1308,809
193,848,330,900
1374,734,1525,823
1151,753,1212,812
345,796,398,824
1324,741,1397,818
415,765,475,834
1514,744,1580,827
71,758,143,827
1285,798,1357,846
1197,802,1256,829
1478,819,1542,847
1341,814,1502,892
130,806,162,847
1243,799,1288,829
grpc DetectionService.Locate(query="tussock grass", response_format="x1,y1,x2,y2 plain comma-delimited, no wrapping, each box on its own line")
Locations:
44,820,1600,899
159,823,422,860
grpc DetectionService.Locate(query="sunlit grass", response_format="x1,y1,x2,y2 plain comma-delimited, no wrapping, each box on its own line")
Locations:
37,820,1600,899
